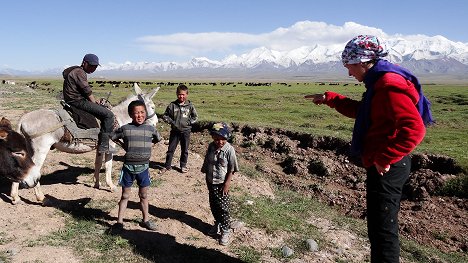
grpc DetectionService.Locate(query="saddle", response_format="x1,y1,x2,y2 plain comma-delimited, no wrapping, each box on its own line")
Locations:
64,103,100,129
56,99,117,146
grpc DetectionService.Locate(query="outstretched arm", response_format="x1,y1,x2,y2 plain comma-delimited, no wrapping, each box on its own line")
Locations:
304,94,326,105
305,92,361,119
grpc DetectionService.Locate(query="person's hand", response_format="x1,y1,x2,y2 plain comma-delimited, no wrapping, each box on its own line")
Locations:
375,163,390,176
304,94,326,105
162,116,173,124
222,180,231,196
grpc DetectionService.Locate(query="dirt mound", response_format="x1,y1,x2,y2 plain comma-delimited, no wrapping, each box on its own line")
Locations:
197,122,467,253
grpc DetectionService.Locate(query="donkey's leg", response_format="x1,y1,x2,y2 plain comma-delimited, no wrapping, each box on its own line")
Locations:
94,151,104,189
10,182,21,205
104,153,117,192
33,182,45,203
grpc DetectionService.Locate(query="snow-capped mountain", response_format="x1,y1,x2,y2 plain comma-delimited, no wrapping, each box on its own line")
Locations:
2,35,468,80
97,35,468,75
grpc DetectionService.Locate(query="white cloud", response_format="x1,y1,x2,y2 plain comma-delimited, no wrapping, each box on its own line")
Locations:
136,20,450,59
137,32,263,56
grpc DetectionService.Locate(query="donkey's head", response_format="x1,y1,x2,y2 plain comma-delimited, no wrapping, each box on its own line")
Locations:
133,83,159,127
0,117,39,188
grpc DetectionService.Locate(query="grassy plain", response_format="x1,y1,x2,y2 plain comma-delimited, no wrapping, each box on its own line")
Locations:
10,79,467,169
106,80,466,170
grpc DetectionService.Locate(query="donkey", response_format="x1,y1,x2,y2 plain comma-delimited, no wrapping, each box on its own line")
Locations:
10,83,159,204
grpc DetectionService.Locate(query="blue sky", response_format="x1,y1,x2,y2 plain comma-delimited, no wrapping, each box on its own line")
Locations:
1,0,467,71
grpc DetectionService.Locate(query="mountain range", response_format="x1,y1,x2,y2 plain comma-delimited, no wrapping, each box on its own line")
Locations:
2,35,468,82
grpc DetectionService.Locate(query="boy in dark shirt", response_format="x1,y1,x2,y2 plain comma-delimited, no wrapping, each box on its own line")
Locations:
161,84,198,173
111,100,162,231
62,54,114,154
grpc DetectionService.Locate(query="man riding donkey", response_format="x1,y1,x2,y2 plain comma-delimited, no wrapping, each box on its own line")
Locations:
62,54,115,154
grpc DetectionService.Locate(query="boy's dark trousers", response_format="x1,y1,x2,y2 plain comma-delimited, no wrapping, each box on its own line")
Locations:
206,182,230,231
164,129,191,169
366,155,410,263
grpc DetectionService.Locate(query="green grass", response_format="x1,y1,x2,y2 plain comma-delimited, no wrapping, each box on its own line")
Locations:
9,79,465,169
234,246,262,263
437,174,468,198
401,238,468,263
137,81,468,170
29,212,146,262
232,188,347,259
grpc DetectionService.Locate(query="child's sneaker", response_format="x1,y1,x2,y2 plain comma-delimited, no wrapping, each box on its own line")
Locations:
219,229,231,246
140,219,157,231
181,167,189,173
208,223,220,236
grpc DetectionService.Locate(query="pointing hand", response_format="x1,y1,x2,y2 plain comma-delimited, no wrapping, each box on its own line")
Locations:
304,94,326,105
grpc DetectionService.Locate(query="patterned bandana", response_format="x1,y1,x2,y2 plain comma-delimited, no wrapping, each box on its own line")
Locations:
341,35,388,65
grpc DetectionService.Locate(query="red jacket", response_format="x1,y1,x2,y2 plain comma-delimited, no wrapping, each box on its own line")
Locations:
324,73,425,168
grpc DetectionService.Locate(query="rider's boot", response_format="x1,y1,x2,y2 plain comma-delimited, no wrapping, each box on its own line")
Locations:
98,132,111,154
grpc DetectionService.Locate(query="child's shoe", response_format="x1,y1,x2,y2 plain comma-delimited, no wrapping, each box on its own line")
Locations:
208,222,220,236
140,219,157,231
219,229,231,246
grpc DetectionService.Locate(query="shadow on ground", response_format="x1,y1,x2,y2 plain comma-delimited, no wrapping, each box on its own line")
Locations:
41,195,241,263
38,161,94,186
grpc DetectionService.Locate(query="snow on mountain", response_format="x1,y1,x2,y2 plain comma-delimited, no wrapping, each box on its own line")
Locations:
387,35,468,63
2,35,468,78
98,35,468,72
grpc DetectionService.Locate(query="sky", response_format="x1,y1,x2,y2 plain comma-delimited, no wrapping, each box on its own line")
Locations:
1,0,467,71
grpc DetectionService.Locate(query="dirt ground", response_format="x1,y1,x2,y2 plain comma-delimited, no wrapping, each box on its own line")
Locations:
223,124,468,254
0,83,466,262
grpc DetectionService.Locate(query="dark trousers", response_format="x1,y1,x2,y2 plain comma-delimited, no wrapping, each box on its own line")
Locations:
366,155,410,263
69,100,114,133
164,130,191,169
207,182,231,231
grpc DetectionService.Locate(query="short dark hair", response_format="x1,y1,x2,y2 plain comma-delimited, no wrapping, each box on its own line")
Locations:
128,100,147,116
176,84,188,93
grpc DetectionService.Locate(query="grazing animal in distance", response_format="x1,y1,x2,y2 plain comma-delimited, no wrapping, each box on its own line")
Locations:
10,83,159,204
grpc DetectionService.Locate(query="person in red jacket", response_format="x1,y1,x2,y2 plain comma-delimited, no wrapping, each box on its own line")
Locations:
305,35,433,263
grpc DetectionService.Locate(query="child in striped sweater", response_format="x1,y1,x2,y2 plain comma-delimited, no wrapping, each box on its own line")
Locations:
111,100,162,231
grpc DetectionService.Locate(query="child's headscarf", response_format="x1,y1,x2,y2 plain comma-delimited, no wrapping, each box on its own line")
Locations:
341,35,388,65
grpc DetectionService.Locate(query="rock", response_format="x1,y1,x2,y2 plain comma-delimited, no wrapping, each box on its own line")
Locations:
230,220,245,230
6,247,19,256
305,239,319,252
281,245,294,257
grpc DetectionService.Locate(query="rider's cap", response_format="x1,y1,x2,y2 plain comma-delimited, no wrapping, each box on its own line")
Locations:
83,54,100,66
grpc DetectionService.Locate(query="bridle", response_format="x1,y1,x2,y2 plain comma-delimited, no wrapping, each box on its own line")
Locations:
137,94,157,122
146,111,156,121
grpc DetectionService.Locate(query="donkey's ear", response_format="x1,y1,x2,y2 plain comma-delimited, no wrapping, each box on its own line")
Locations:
0,117,12,130
0,130,7,141
146,87,160,100
134,82,143,95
